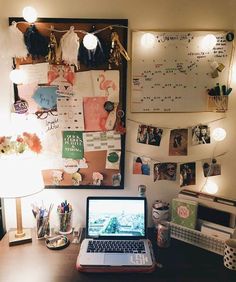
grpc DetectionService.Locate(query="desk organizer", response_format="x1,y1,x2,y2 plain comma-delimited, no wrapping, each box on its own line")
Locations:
170,222,225,255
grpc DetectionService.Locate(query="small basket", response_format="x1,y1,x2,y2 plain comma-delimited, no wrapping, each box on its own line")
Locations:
170,222,225,255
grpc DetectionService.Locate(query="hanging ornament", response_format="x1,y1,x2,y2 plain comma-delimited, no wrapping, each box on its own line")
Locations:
24,25,49,59
46,30,58,63
60,26,80,70
115,106,126,134
108,31,130,69
6,22,28,59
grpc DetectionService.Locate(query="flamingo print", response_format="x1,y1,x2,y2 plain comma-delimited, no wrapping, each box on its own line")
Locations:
99,74,116,97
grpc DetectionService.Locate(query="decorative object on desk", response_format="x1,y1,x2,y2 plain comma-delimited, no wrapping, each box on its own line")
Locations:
152,200,169,225
32,203,53,239
156,221,170,248
57,200,73,234
171,198,198,230
72,226,83,244
45,235,70,250
0,157,44,246
224,239,236,270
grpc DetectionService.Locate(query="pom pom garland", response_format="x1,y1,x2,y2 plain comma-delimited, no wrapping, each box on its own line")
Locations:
24,25,49,59
6,22,28,59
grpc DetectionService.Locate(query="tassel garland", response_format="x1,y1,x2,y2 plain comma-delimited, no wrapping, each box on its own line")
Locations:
60,26,80,70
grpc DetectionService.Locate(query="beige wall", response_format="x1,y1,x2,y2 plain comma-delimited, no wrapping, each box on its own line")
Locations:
0,0,236,230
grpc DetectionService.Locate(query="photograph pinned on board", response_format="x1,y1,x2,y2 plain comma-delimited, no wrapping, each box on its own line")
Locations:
192,125,211,145
202,158,221,177
169,128,188,156
180,162,196,187
133,156,151,175
154,162,177,181
137,124,163,146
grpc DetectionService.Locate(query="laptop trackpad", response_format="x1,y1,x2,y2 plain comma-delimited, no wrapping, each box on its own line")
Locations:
104,254,129,266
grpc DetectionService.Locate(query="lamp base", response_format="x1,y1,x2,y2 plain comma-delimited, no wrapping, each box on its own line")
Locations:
8,228,32,246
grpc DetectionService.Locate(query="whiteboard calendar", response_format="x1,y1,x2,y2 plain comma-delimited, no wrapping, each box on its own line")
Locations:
131,31,234,112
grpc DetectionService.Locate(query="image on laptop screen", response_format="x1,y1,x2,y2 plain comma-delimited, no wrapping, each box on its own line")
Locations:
87,198,146,237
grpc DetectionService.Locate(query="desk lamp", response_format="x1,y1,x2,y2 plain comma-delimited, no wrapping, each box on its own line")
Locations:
0,157,44,246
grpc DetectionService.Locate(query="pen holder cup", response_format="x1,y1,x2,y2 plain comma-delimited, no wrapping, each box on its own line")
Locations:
156,221,171,248
58,211,73,235
36,215,50,239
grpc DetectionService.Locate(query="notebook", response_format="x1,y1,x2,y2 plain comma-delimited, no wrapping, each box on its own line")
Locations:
78,196,153,267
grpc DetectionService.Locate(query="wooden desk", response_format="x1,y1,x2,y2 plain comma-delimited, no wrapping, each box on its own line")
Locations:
0,229,235,282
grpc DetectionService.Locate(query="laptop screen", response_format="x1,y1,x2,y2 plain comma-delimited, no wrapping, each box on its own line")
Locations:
86,197,147,239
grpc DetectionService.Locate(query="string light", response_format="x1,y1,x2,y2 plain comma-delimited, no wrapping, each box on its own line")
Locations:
22,7,38,23
141,33,156,48
9,69,26,84
212,127,226,141
83,33,98,50
203,179,219,194
201,34,217,52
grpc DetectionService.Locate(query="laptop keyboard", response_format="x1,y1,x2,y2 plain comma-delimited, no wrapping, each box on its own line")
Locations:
87,240,146,253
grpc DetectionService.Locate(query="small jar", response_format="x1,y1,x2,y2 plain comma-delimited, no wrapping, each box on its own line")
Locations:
156,221,171,248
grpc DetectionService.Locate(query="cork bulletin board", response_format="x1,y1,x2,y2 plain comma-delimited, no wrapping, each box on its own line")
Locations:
9,17,128,189
131,30,234,112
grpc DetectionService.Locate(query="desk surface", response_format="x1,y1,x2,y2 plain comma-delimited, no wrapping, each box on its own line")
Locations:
0,228,235,282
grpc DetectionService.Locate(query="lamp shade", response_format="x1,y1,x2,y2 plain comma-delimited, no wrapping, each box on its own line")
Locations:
0,157,44,198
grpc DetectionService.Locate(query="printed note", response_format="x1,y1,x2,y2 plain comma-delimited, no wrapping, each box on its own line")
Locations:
57,97,84,131
83,96,108,132
20,62,49,84
62,131,84,160
83,131,121,152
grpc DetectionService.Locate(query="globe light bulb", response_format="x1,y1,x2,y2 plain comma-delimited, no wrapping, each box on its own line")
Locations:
201,34,217,52
141,33,156,48
203,180,219,194
9,69,26,84
22,6,38,23
83,33,98,50
212,127,226,141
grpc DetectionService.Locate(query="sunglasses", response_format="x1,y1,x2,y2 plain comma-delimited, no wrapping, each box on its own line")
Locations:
167,167,175,171
35,108,58,119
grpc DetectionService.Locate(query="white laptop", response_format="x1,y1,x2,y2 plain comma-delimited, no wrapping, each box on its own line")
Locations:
78,196,153,267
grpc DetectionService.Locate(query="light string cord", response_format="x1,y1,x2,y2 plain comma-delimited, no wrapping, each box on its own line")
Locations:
126,149,227,164
13,21,128,35
228,37,235,87
127,115,227,130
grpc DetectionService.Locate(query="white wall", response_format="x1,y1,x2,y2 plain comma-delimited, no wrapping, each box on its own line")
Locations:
1,0,236,231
